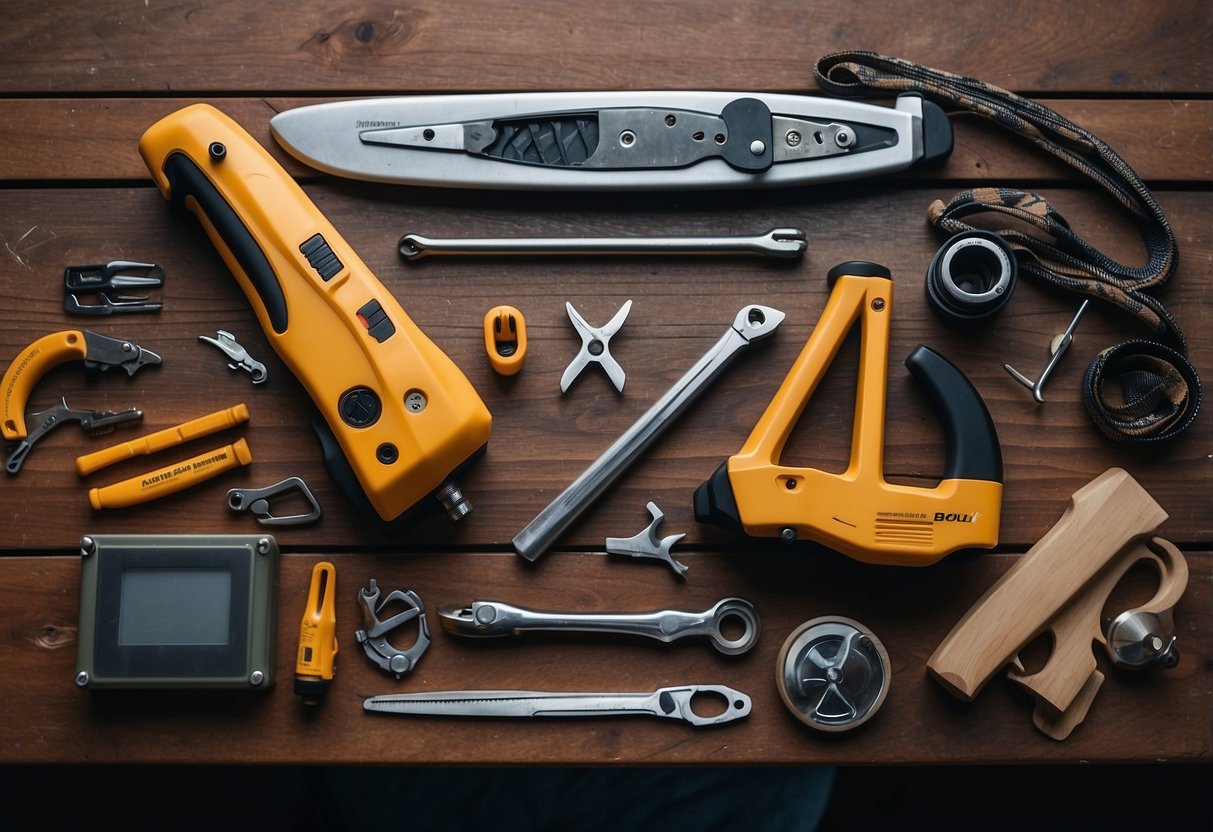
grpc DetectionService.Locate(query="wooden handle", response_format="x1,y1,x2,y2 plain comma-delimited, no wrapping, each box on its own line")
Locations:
927,467,1168,701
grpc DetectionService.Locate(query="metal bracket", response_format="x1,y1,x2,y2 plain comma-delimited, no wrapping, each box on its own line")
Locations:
355,580,431,678
605,501,689,577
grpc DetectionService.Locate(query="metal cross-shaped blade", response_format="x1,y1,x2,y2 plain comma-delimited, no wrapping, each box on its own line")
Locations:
560,299,632,393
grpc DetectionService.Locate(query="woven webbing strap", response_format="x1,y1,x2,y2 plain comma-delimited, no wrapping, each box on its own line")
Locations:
815,50,1199,443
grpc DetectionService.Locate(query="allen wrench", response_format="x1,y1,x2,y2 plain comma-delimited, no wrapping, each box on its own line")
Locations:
1004,299,1090,403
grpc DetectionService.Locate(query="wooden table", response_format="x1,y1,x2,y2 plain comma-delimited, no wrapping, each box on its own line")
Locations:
1,0,1209,785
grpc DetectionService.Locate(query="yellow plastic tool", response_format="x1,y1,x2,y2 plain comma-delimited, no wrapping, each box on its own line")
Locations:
2,329,160,441
295,561,338,705
76,402,250,476
694,261,1003,566
483,305,527,375
138,104,491,529
88,438,253,510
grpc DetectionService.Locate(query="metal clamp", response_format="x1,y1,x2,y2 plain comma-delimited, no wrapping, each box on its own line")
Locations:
356,580,431,678
227,477,321,526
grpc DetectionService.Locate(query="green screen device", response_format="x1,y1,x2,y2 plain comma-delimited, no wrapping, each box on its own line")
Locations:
75,534,278,690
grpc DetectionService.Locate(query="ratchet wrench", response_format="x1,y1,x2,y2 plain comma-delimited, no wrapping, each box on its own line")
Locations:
363,684,752,727
437,597,760,655
399,228,806,261
513,303,784,562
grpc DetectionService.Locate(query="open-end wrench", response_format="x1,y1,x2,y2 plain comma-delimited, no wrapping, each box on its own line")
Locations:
363,684,753,727
399,228,807,261
437,597,761,655
512,303,784,562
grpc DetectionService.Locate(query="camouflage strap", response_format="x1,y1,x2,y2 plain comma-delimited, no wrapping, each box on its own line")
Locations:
814,50,1199,444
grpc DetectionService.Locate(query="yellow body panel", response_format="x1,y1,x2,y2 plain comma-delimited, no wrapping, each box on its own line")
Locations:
138,104,491,524
727,273,1001,566
296,561,338,704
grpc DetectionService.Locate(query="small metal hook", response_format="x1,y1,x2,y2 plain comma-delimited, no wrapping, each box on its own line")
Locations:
1004,299,1090,403
227,477,321,525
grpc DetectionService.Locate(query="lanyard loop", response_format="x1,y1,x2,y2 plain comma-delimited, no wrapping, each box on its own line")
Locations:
814,51,1199,443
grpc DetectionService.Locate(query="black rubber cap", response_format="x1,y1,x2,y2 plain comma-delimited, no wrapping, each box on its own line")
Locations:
827,261,892,288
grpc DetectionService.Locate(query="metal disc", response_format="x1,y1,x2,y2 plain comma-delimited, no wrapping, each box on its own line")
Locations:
776,616,890,732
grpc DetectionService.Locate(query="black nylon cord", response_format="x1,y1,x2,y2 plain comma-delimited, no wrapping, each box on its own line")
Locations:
814,50,1200,443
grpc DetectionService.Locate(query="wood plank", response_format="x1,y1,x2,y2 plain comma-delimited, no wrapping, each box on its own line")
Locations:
2,1,1210,95
1,97,1208,185
1,549,1208,764
0,186,1207,551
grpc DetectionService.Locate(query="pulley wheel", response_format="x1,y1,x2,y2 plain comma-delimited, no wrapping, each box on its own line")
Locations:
776,616,890,732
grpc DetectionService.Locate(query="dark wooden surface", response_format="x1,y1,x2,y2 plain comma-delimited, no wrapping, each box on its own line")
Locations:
0,0,1209,779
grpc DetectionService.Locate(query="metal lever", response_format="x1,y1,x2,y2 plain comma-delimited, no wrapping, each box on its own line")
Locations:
363,684,753,727
227,477,321,525
513,304,784,562
199,330,268,384
399,228,807,261
1004,300,1089,403
437,597,760,655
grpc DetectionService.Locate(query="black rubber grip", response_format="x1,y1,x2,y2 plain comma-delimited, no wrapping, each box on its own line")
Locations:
904,345,1002,483
162,152,289,334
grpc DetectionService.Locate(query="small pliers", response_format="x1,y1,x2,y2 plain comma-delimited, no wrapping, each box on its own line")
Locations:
560,299,632,393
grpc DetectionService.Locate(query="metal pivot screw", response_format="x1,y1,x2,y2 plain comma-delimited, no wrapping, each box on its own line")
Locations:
620,130,636,147
786,130,802,147
750,140,766,156
835,128,855,148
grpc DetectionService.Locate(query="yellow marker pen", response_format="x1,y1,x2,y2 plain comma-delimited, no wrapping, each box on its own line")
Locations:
88,438,253,509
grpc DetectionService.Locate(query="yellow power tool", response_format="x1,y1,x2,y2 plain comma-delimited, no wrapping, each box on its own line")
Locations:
139,105,491,529
694,261,1003,566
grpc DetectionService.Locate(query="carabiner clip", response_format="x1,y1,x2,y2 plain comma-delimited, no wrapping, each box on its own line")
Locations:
227,477,322,526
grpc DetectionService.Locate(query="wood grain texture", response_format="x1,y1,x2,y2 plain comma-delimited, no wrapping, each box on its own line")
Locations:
2,1,1210,94
1,98,1209,184
1,549,1208,764
0,0,1209,769
0,186,1206,551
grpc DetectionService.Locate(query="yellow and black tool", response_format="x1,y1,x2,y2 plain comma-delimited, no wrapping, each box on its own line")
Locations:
138,104,492,530
694,261,1003,566
295,561,338,705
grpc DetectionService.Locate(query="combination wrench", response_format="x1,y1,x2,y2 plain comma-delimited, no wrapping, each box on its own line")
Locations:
437,597,761,655
512,303,785,562
399,227,806,261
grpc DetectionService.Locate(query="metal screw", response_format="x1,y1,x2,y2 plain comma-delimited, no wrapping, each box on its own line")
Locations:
786,130,802,147
257,538,271,555
835,128,855,148
75,671,90,687
250,670,265,686
406,391,427,413
80,536,96,557
779,527,797,543
620,130,636,147
750,140,766,156
872,298,886,311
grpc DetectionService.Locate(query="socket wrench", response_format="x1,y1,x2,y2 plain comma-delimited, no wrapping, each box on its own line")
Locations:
512,304,785,562
437,596,761,655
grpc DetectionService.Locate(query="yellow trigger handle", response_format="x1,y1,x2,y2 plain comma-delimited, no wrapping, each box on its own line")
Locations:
295,561,338,704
